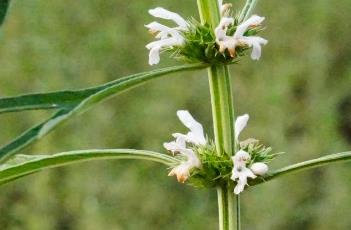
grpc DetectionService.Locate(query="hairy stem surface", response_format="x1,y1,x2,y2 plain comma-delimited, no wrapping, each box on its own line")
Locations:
196,1,236,229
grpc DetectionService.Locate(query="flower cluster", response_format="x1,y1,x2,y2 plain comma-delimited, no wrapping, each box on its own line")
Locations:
215,16,267,60
165,111,277,194
145,1,267,65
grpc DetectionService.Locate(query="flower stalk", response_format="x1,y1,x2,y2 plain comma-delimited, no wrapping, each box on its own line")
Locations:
196,0,236,229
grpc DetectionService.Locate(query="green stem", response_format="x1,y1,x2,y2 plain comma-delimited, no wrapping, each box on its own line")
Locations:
208,66,235,154
236,195,241,230
196,1,236,229
239,0,258,22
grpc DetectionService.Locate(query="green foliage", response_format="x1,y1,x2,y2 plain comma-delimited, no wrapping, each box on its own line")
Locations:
0,0,10,26
0,63,207,162
0,149,178,185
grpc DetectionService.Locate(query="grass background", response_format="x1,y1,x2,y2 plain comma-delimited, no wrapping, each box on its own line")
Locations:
0,0,351,229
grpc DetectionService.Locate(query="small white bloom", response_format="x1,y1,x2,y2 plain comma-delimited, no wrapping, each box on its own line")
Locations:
145,7,188,65
214,15,268,60
234,114,249,142
168,148,201,183
250,162,269,176
232,166,257,194
231,150,256,194
165,110,205,183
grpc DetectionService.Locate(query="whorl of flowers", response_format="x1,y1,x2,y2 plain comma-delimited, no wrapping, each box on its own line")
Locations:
145,1,267,65
164,111,278,193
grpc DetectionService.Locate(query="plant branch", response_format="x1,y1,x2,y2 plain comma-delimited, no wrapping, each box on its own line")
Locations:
250,151,351,186
0,149,178,185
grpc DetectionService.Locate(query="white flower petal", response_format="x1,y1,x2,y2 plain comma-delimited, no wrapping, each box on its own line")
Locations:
145,22,173,39
241,167,257,180
240,36,268,60
231,167,256,194
234,15,265,39
148,46,161,65
146,36,183,50
234,179,246,194
163,135,186,153
168,162,192,183
234,114,249,142
215,17,234,42
250,162,269,176
180,148,201,168
149,7,188,29
168,148,201,183
231,150,256,194
177,110,207,145
232,150,251,165
146,37,184,65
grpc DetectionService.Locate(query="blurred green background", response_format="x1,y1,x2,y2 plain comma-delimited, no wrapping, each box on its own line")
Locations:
0,0,351,229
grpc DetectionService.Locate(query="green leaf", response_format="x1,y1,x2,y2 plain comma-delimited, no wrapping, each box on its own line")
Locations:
0,63,207,161
0,63,207,114
0,89,97,113
0,0,10,26
251,151,351,186
0,109,72,161
0,149,179,185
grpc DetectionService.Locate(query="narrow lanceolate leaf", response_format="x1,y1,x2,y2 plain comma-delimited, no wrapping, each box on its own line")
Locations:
0,149,179,185
0,109,72,161
0,63,208,161
0,89,98,113
251,151,351,186
0,63,207,114
0,0,10,26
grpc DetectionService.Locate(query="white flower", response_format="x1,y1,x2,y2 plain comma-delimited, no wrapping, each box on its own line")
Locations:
214,15,268,60
145,7,188,65
230,114,269,194
164,110,205,182
231,150,256,194
167,148,201,183
250,162,269,176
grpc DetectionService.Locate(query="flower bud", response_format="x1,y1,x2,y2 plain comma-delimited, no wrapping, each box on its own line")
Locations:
250,162,268,176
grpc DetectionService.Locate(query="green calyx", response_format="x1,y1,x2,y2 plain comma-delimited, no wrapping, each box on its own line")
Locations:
240,138,284,164
189,142,233,188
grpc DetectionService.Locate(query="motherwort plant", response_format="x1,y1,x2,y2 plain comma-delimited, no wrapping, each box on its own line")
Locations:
0,1,350,230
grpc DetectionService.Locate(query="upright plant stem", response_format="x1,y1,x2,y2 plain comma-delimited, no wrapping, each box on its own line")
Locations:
196,1,236,229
